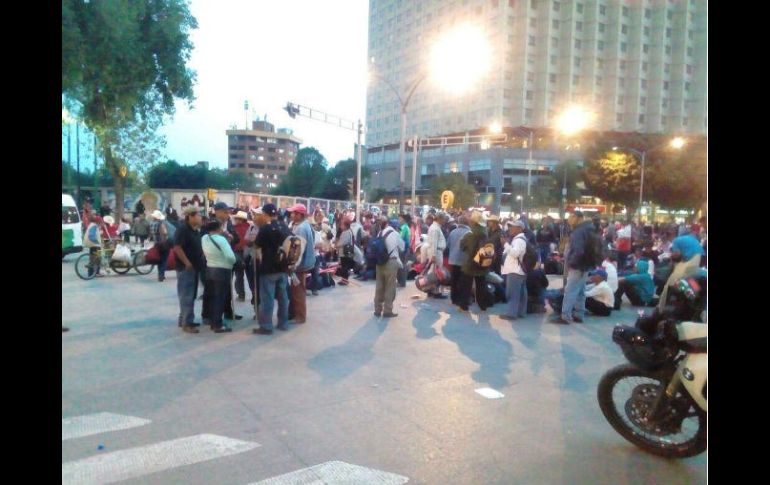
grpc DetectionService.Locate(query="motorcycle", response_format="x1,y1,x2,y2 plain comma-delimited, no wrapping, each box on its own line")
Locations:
597,272,707,458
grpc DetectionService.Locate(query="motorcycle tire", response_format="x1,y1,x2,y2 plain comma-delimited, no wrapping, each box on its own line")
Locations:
597,363,706,459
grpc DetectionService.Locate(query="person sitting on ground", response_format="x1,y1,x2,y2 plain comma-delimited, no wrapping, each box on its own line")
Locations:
614,259,655,310
601,253,619,294
360,235,377,281
526,266,549,313
584,269,615,316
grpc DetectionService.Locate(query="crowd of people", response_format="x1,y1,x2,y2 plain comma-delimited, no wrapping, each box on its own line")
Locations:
77,197,707,334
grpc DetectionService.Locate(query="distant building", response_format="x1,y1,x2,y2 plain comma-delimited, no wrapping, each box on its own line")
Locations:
226,120,302,192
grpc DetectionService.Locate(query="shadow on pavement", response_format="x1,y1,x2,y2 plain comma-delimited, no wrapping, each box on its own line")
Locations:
411,303,441,339
441,311,512,389
306,317,388,384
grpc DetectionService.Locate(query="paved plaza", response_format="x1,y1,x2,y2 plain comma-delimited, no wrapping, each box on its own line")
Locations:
62,255,706,484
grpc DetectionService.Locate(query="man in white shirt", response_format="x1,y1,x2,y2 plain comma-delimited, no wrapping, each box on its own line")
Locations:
602,254,619,293
426,212,448,299
500,220,528,320
374,216,405,318
584,269,614,316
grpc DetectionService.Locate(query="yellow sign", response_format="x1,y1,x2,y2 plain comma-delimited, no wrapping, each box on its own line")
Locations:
441,190,454,209
119,166,128,177
207,188,218,201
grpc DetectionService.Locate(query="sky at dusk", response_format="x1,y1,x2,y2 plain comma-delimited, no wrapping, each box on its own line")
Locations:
62,0,369,171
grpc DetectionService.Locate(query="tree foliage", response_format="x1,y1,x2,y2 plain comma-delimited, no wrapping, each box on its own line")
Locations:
644,140,707,210
272,147,328,197
145,160,259,191
62,0,197,220
583,151,642,210
429,173,477,210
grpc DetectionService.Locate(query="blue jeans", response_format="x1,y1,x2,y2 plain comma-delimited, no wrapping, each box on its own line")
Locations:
258,272,289,330
505,273,527,318
562,269,588,320
157,247,169,279
537,243,551,264
176,268,199,325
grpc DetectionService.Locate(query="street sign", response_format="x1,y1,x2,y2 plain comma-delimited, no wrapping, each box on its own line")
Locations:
441,190,454,209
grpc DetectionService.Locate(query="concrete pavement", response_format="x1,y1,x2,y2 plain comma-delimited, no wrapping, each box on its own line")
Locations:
62,253,706,484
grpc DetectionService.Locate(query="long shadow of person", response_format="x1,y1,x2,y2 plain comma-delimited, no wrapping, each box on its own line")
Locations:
307,317,388,384
441,311,512,390
412,303,442,339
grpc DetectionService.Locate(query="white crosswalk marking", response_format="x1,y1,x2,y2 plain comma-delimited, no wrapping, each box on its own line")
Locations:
251,460,409,485
62,412,151,441
61,433,260,484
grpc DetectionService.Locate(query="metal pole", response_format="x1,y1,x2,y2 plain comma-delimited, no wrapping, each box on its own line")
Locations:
356,119,363,224
526,130,533,214
639,150,647,223
399,108,407,212
561,160,568,220
411,135,418,217
76,122,81,204
67,124,71,189
93,135,98,189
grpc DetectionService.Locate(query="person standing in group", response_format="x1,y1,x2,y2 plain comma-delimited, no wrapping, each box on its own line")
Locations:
149,210,171,282
232,211,250,302
335,217,356,286
173,206,205,334
373,216,404,318
458,211,492,313
397,213,412,288
447,215,471,306
310,208,333,294
243,207,264,307
201,220,236,333
616,220,634,270
83,214,103,277
426,212,448,299
209,202,242,321
118,215,132,244
552,211,600,324
500,220,528,320
536,218,557,264
132,213,150,245
254,204,290,335
486,215,504,276
287,203,316,324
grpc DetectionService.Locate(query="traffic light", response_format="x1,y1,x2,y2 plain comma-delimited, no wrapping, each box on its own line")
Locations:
207,188,217,201
284,103,299,119
347,177,355,197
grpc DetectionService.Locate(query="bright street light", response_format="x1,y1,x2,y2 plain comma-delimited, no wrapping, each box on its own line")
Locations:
556,105,592,136
670,137,686,149
489,122,502,134
428,23,491,94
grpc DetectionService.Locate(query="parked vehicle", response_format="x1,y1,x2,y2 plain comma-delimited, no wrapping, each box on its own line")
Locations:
62,194,83,259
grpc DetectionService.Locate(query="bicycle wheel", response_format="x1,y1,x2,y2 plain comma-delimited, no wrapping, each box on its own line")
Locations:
109,260,132,274
74,253,97,280
133,249,155,275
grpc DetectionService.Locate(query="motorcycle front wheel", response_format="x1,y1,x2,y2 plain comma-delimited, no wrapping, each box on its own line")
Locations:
597,363,706,458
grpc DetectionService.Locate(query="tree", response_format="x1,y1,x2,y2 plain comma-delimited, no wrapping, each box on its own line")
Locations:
319,158,371,201
62,0,197,220
429,174,477,210
582,151,642,212
368,188,388,203
644,140,706,210
272,147,328,196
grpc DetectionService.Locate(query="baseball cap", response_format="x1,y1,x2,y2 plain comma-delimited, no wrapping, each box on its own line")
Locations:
262,203,277,216
506,220,526,229
589,268,608,280
213,202,230,211
287,203,308,215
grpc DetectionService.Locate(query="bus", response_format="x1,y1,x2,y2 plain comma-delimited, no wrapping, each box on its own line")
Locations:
62,194,83,259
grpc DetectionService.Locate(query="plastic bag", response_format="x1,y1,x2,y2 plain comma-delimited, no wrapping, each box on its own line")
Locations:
111,244,132,263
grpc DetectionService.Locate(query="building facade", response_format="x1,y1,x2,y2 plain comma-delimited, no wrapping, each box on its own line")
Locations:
226,121,302,192
364,0,706,210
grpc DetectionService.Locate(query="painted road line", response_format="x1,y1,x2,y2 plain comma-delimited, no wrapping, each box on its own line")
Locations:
251,460,409,485
62,412,151,441
475,388,505,399
62,434,260,485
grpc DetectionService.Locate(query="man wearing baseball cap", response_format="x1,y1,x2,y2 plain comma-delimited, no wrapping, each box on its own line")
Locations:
584,268,614,316
232,211,251,303
253,203,290,334
173,206,205,333
286,203,316,324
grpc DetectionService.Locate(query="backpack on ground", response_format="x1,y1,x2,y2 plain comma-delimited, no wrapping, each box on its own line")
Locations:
516,234,539,273
369,227,396,265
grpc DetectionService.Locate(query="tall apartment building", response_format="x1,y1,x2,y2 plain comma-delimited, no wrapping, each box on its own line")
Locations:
366,0,707,146
226,121,302,192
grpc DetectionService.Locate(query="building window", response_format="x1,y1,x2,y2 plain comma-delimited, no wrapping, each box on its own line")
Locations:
641,79,647,89
640,96,646,106
642,62,648,72
686,64,693,74
526,90,533,100
575,39,582,49
597,58,604,69
552,19,559,29
526,72,535,82
617,96,624,106
553,1,560,12
662,116,667,125
530,0,536,9
666,28,672,38
662,98,668,108
622,6,629,16
596,76,602,86
572,75,579,86
505,71,513,80
638,114,645,124
529,17,536,28
597,40,604,50
598,23,606,33
688,30,694,40
577,3,584,13
504,89,512,98
616,113,623,123
687,47,693,57
665,45,672,55
620,42,627,53
685,82,691,91
664,63,670,74
599,4,606,15
552,37,558,48
549,73,557,83
667,10,673,21
645,8,651,19
528,35,536,46
620,60,626,70
576,21,582,31
619,77,625,87
574,57,581,67
551,55,557,65
525,108,533,119
621,24,628,35
509,34,516,44
643,44,649,54
663,81,669,90
644,26,650,37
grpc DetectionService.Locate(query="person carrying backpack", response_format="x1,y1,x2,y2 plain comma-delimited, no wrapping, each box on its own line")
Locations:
373,216,404,318
458,211,492,313
335,218,356,285
500,220,530,320
253,203,291,335
287,203,315,324
150,210,173,282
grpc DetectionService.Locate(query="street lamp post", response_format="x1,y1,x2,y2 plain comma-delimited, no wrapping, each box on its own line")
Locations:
516,195,523,214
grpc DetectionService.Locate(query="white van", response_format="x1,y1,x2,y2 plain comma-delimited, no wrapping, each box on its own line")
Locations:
62,194,83,258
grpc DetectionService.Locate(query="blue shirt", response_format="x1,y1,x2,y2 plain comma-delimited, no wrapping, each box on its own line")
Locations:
293,220,316,271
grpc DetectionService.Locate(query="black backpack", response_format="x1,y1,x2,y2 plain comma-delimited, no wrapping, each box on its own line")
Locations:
515,234,539,273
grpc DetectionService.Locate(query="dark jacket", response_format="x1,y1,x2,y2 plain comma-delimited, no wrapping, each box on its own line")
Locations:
566,220,598,271
256,219,289,274
488,226,504,274
536,226,556,245
460,223,489,277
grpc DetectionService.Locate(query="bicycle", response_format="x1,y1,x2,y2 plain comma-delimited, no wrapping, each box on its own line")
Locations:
74,246,131,280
